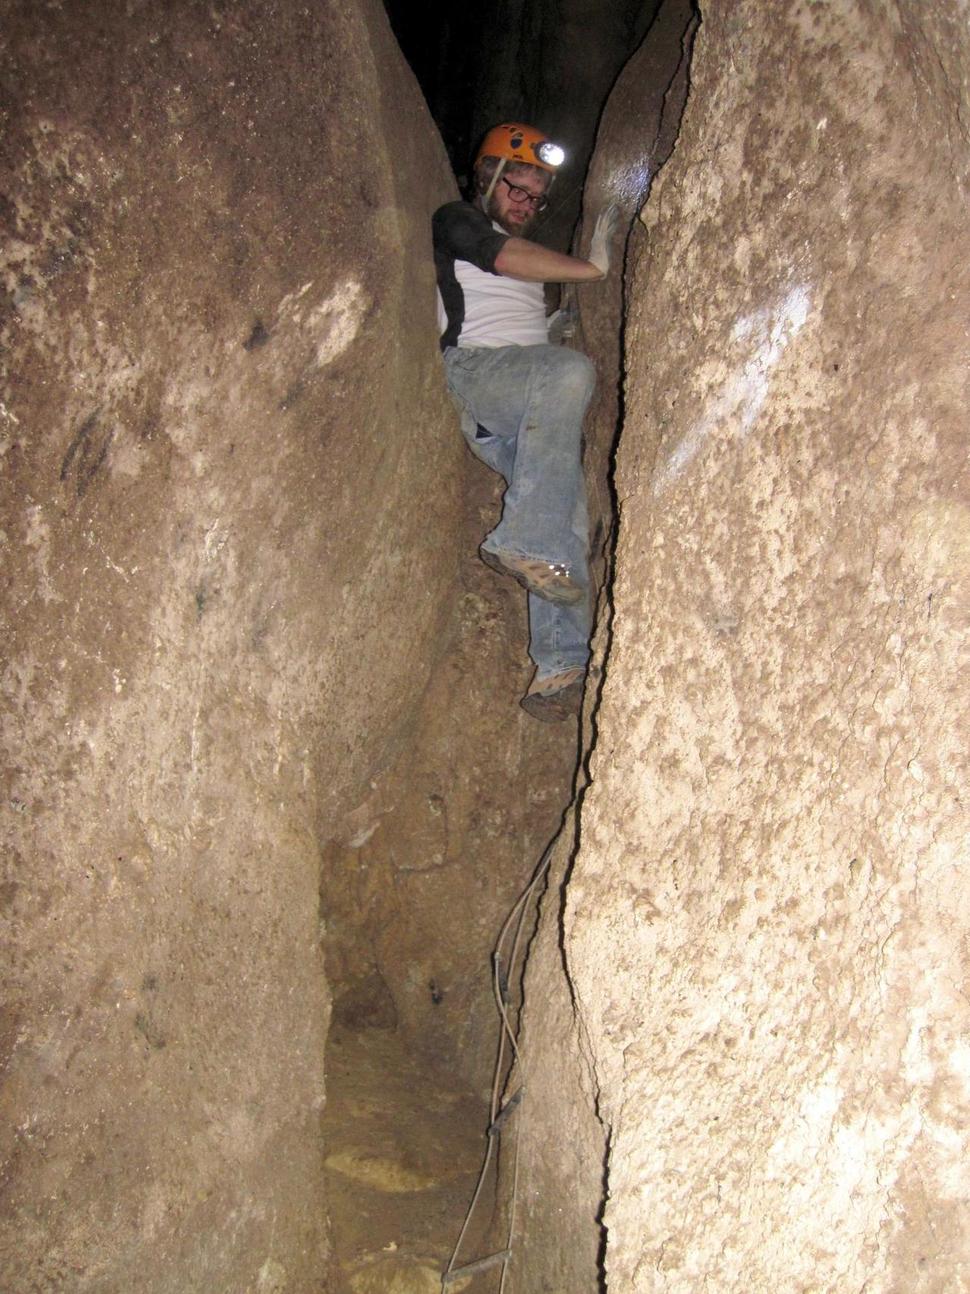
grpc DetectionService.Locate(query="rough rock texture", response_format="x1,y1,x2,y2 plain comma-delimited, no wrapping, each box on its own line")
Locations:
512,1,970,1291
499,11,699,1289
576,0,699,587
0,1,463,1287
9,0,967,1289
481,831,604,1294
321,1029,485,1291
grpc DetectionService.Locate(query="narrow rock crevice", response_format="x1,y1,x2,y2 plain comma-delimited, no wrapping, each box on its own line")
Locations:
3,1,968,1291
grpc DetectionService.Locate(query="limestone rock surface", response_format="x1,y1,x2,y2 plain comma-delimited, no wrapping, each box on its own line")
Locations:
512,1,970,1290
1,1,460,1288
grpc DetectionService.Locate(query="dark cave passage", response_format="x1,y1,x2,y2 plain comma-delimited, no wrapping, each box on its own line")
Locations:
381,0,665,249
317,5,698,1289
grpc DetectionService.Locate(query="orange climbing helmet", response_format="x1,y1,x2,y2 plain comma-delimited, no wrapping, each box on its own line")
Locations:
475,122,566,173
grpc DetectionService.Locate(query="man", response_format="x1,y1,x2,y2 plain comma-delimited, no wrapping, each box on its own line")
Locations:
433,122,619,721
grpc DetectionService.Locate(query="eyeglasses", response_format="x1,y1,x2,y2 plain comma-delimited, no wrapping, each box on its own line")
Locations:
500,177,549,211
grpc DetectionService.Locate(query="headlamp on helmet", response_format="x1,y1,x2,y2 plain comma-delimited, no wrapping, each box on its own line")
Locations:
536,141,565,168
475,122,567,173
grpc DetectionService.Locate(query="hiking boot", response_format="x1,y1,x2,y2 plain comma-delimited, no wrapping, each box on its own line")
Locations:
479,545,584,606
519,666,586,722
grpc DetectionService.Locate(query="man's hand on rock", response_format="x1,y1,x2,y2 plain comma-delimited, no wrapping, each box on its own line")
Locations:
587,203,621,276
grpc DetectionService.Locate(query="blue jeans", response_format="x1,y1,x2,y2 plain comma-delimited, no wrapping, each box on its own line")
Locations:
443,344,594,679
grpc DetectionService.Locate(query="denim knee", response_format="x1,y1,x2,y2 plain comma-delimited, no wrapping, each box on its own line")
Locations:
543,347,596,400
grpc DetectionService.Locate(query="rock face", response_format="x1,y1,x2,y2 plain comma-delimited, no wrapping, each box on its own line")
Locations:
509,1,970,1290
1,1,463,1287
575,0,698,590
7,0,968,1289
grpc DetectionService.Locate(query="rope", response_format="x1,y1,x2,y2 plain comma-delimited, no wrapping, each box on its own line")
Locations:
440,840,556,1291
441,1250,510,1285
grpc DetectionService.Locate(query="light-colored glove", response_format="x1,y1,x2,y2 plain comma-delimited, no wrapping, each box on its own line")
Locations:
587,202,620,275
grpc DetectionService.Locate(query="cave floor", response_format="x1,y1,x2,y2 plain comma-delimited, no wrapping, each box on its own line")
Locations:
322,1027,494,1292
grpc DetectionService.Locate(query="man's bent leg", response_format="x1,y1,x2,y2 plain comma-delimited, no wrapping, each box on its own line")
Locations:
443,344,594,718
484,346,594,576
443,344,594,574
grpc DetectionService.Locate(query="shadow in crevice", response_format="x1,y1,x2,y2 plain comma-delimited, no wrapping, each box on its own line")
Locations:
433,12,703,1288
560,0,702,932
321,1022,488,1293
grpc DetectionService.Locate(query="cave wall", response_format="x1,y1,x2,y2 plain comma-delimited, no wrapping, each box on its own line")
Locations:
0,1,462,1288
512,1,970,1290
576,0,698,586
496,11,700,1291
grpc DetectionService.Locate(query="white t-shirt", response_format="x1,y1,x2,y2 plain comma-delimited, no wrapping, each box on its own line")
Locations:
433,201,549,349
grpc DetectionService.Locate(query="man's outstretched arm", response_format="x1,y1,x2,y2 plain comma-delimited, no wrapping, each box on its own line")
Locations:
494,239,603,283
495,203,621,283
